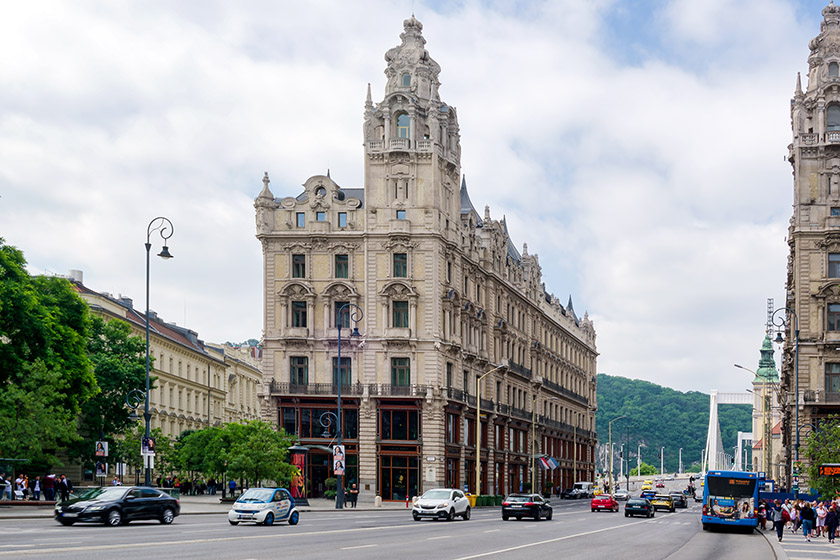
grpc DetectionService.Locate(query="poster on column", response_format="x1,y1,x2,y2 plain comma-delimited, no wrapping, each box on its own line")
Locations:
333,444,345,476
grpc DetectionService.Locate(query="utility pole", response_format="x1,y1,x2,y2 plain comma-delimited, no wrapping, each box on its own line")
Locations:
637,444,641,476
660,447,664,476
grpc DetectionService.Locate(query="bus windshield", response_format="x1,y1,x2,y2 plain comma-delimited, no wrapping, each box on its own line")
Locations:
707,477,756,499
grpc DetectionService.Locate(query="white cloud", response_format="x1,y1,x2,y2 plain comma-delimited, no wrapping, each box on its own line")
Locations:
0,0,821,392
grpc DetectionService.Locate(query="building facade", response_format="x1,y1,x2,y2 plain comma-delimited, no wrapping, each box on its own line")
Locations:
783,1,840,491
749,334,782,481
256,17,598,501
71,271,261,439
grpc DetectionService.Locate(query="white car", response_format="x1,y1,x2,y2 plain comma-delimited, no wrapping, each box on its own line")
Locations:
228,488,299,526
412,488,471,521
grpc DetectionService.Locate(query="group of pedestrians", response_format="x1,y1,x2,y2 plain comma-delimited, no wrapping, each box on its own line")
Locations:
0,472,73,502
766,498,840,543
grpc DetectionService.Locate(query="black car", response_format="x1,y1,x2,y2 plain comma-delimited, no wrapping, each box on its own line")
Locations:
55,486,180,526
502,494,553,521
560,488,581,499
624,498,654,518
669,493,688,508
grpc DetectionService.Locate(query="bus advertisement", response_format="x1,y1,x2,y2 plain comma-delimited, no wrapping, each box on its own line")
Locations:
701,470,759,530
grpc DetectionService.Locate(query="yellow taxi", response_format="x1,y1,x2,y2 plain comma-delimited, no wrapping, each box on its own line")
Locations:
641,480,653,491
650,494,675,512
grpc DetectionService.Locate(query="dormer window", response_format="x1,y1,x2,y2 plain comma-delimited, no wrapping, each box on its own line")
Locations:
401,73,411,87
396,113,410,138
831,62,839,78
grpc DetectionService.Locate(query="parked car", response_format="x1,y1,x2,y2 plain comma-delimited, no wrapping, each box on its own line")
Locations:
625,498,655,518
651,494,675,512
591,494,619,512
669,493,688,509
228,487,299,526
412,488,471,521
560,488,581,499
502,493,553,521
55,486,179,526
613,489,630,501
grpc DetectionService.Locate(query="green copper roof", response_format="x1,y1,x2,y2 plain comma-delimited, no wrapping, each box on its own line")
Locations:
755,333,779,382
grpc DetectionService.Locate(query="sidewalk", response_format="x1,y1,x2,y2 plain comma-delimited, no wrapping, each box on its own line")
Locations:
0,493,421,520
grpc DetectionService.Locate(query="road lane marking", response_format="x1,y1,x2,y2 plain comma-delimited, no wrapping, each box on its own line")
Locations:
451,519,654,560
428,536,451,540
484,529,500,533
341,544,378,550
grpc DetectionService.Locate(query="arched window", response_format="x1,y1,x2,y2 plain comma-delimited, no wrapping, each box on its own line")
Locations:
828,105,840,131
831,62,839,78
396,114,410,138
401,73,411,87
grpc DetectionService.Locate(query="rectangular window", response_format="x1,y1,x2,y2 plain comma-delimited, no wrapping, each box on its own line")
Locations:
290,357,308,385
332,357,351,386
396,209,406,220
447,261,452,283
446,362,453,388
380,409,419,440
296,212,305,228
446,413,459,444
334,301,350,328
828,363,840,395
393,300,409,328
830,303,840,331
831,254,840,278
393,253,407,277
292,254,306,278
335,254,349,278
833,207,840,217
391,357,410,386
316,211,326,222
338,212,347,227
281,407,296,436
292,301,307,328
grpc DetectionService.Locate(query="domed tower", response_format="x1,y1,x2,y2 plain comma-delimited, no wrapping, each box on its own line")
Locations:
362,15,462,233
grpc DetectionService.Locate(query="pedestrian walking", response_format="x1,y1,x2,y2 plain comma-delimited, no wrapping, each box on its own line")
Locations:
802,502,816,541
771,500,786,542
827,505,839,543
57,474,72,502
31,476,41,501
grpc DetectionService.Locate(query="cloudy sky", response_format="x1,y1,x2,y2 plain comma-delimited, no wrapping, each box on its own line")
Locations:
1,0,829,394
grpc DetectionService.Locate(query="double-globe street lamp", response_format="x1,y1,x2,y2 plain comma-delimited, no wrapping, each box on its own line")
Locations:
334,302,362,509
143,217,174,486
772,307,800,493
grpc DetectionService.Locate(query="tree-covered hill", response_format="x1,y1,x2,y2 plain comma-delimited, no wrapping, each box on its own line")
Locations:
595,374,753,473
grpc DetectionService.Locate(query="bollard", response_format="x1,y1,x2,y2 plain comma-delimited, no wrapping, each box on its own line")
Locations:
375,495,382,507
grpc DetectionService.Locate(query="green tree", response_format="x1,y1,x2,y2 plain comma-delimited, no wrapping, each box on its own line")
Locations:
224,421,296,486
113,424,172,482
70,316,148,468
630,462,657,476
804,415,840,497
0,239,96,466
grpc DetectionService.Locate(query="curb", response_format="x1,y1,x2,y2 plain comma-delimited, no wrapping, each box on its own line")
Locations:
757,526,789,560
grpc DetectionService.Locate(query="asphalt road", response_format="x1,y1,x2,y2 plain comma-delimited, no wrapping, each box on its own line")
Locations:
0,485,777,560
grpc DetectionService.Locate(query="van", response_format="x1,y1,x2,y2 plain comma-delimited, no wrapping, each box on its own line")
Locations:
573,481,595,498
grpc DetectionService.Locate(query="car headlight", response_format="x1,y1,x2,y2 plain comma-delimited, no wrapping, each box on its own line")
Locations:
86,505,106,511
438,502,449,508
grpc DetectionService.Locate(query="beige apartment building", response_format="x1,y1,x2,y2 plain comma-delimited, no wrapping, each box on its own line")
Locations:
256,17,598,501
782,1,840,491
71,271,261,440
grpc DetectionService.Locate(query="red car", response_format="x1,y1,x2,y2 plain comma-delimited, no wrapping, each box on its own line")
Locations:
591,494,619,512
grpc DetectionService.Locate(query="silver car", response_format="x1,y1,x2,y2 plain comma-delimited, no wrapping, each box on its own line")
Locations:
613,489,630,501
412,488,471,521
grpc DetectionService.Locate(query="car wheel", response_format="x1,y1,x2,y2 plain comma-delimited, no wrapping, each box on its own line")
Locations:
263,512,275,526
625,512,629,517
502,514,509,521
447,508,455,521
670,507,675,513
229,520,239,525
463,507,471,521
58,519,75,526
160,507,175,525
413,513,421,521
534,510,541,521
106,509,122,527
547,509,553,520
591,509,596,512
651,511,655,518
288,511,299,526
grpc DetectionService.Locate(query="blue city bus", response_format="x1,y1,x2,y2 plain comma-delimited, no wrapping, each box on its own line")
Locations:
701,470,759,530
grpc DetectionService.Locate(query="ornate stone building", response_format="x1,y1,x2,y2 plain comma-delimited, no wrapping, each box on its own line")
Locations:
256,17,597,501
783,1,840,491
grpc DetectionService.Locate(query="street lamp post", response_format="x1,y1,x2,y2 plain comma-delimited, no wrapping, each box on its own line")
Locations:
335,302,362,509
637,444,642,476
679,448,683,475
476,364,504,497
143,217,173,487
660,447,664,476
772,307,799,493
608,415,627,495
